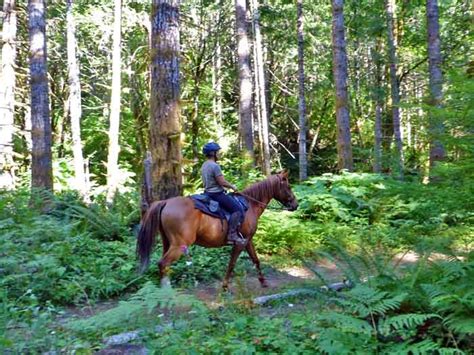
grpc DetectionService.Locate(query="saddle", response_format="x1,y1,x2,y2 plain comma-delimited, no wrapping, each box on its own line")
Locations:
189,193,249,221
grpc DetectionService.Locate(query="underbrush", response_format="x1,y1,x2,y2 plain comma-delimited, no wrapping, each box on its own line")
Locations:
255,171,473,258
1,168,473,353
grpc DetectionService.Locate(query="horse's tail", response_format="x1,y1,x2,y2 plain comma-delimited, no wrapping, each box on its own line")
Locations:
136,200,167,273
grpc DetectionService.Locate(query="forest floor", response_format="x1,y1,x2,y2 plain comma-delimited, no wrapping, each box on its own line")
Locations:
61,252,425,322
32,251,460,354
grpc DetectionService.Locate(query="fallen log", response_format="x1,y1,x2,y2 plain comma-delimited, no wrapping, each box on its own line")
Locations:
252,280,353,306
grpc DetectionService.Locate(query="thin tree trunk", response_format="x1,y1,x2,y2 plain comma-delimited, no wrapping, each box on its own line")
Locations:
106,0,122,202
212,32,224,140
235,0,254,161
149,0,183,200
297,0,307,181
251,0,270,176
0,0,17,189
386,0,404,179
331,0,353,171
28,0,53,192
372,40,383,173
66,0,87,199
426,0,446,171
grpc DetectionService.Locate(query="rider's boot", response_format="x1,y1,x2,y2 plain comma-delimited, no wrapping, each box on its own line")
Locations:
227,212,246,246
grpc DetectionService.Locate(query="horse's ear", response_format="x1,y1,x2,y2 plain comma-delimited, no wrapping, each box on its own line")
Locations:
280,170,289,179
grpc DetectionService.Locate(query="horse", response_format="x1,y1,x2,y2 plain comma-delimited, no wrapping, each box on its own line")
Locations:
136,171,298,289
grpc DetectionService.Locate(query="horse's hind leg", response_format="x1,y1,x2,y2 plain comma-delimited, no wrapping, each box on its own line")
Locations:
222,245,245,290
246,240,268,288
158,245,184,288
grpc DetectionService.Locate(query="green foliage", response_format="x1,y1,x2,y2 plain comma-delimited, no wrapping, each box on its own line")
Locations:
2,170,473,353
67,282,206,334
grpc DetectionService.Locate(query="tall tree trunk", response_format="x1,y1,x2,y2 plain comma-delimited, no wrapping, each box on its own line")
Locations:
297,0,308,181
426,0,446,171
331,0,353,171
235,0,254,160
66,0,87,199
28,0,53,192
106,0,122,201
372,40,383,173
149,0,183,200
251,0,270,175
212,4,224,141
386,0,404,179
0,0,17,189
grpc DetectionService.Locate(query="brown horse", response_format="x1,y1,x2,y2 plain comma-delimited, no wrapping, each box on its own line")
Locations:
136,171,298,288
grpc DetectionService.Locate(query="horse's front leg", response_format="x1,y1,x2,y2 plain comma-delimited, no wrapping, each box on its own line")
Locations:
222,245,245,290
246,240,268,288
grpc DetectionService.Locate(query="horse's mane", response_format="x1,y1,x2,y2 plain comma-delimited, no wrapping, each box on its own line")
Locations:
242,175,279,202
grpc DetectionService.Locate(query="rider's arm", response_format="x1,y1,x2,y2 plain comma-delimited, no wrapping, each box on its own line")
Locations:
216,175,238,191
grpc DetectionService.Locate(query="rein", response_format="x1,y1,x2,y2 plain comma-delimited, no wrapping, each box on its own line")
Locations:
235,192,268,208
236,175,288,210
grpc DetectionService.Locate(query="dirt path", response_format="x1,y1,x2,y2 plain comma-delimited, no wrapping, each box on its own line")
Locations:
191,258,344,306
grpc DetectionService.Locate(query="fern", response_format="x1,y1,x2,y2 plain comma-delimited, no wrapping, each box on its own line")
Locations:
379,313,440,335
386,339,465,355
316,312,373,335
333,285,406,318
67,282,207,333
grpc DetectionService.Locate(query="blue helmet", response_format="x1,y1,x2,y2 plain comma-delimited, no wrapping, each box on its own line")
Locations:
202,142,221,156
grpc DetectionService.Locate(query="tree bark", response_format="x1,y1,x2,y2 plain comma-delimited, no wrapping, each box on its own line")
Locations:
426,0,446,171
331,0,353,171
149,0,183,200
106,0,122,201
66,0,87,199
386,0,404,179
297,0,307,181
0,0,17,189
372,40,383,173
235,0,254,160
28,0,53,192
251,0,270,176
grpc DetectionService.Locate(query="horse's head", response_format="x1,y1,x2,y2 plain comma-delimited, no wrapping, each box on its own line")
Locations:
274,171,298,211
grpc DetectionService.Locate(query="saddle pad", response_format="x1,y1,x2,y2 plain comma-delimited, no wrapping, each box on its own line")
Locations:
189,193,249,220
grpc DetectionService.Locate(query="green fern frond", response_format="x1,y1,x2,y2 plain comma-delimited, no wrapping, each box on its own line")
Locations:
386,339,465,355
404,339,443,355
422,283,445,299
317,312,373,334
67,282,206,332
443,314,474,334
379,313,440,335
370,293,407,315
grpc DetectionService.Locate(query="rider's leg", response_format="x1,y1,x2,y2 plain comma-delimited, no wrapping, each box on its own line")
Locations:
207,192,245,245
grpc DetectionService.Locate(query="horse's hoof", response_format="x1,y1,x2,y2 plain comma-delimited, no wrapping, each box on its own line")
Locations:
160,277,171,288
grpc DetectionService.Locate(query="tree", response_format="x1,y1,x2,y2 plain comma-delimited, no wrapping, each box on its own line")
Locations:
426,0,446,171
251,0,270,175
28,0,53,192
0,0,17,189
66,0,87,198
331,0,353,171
149,0,183,200
235,0,254,160
372,39,384,173
296,0,307,181
386,0,404,179
106,0,122,201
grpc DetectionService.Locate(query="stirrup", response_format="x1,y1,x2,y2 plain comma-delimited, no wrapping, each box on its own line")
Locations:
227,232,247,246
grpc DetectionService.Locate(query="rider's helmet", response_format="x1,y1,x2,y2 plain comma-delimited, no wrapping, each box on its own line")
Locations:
202,142,221,157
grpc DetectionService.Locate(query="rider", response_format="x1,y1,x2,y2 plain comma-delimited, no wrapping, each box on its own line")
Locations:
201,142,246,246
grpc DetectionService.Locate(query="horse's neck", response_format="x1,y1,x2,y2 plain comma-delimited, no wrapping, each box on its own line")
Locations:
244,178,276,217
